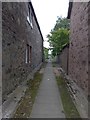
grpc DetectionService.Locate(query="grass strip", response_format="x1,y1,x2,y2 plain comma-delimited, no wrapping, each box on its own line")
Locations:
52,62,57,67
13,71,43,118
56,75,81,118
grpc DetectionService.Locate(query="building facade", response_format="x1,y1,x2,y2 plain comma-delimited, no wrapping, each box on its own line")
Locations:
2,2,43,102
59,45,69,75
67,2,89,98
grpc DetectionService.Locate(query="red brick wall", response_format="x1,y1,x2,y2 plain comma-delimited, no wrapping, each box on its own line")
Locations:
88,2,90,99
59,46,69,74
69,2,89,97
2,2,43,101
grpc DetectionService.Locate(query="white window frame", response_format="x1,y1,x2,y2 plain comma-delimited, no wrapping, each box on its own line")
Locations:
25,45,28,64
27,5,33,28
25,45,32,64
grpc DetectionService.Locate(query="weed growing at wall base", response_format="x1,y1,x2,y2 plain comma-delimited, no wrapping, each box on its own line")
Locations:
13,71,43,118
56,76,81,118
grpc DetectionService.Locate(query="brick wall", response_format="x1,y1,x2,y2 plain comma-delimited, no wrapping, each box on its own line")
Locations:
88,2,90,99
59,45,69,74
68,2,89,97
2,2,43,102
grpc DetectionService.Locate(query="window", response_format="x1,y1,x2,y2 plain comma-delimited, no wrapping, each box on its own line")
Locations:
27,4,33,28
26,44,32,64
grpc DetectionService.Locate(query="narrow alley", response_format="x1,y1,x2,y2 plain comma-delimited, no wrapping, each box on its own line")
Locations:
1,0,89,119
30,61,65,118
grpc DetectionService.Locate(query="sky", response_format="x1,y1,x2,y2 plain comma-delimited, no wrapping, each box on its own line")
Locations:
31,0,69,48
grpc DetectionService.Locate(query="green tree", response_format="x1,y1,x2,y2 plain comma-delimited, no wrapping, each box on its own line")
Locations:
44,47,49,59
54,17,70,30
47,17,70,57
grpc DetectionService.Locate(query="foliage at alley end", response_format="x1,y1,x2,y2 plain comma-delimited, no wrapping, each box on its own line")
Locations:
1,1,89,119
47,17,70,56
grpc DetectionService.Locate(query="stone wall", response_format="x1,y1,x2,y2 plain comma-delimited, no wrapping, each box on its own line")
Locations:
68,2,89,97
2,2,43,102
0,2,2,117
88,2,90,99
59,45,69,75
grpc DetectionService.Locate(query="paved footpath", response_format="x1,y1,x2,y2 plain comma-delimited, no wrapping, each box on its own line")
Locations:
30,62,65,118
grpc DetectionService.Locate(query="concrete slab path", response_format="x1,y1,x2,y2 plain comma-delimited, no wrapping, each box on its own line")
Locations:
30,61,65,118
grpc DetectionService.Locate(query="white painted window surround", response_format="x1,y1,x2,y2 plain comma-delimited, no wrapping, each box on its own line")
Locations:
25,45,32,64
27,5,33,28
25,47,28,64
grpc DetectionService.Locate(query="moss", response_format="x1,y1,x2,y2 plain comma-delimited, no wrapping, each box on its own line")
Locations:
56,76,81,118
13,72,43,118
